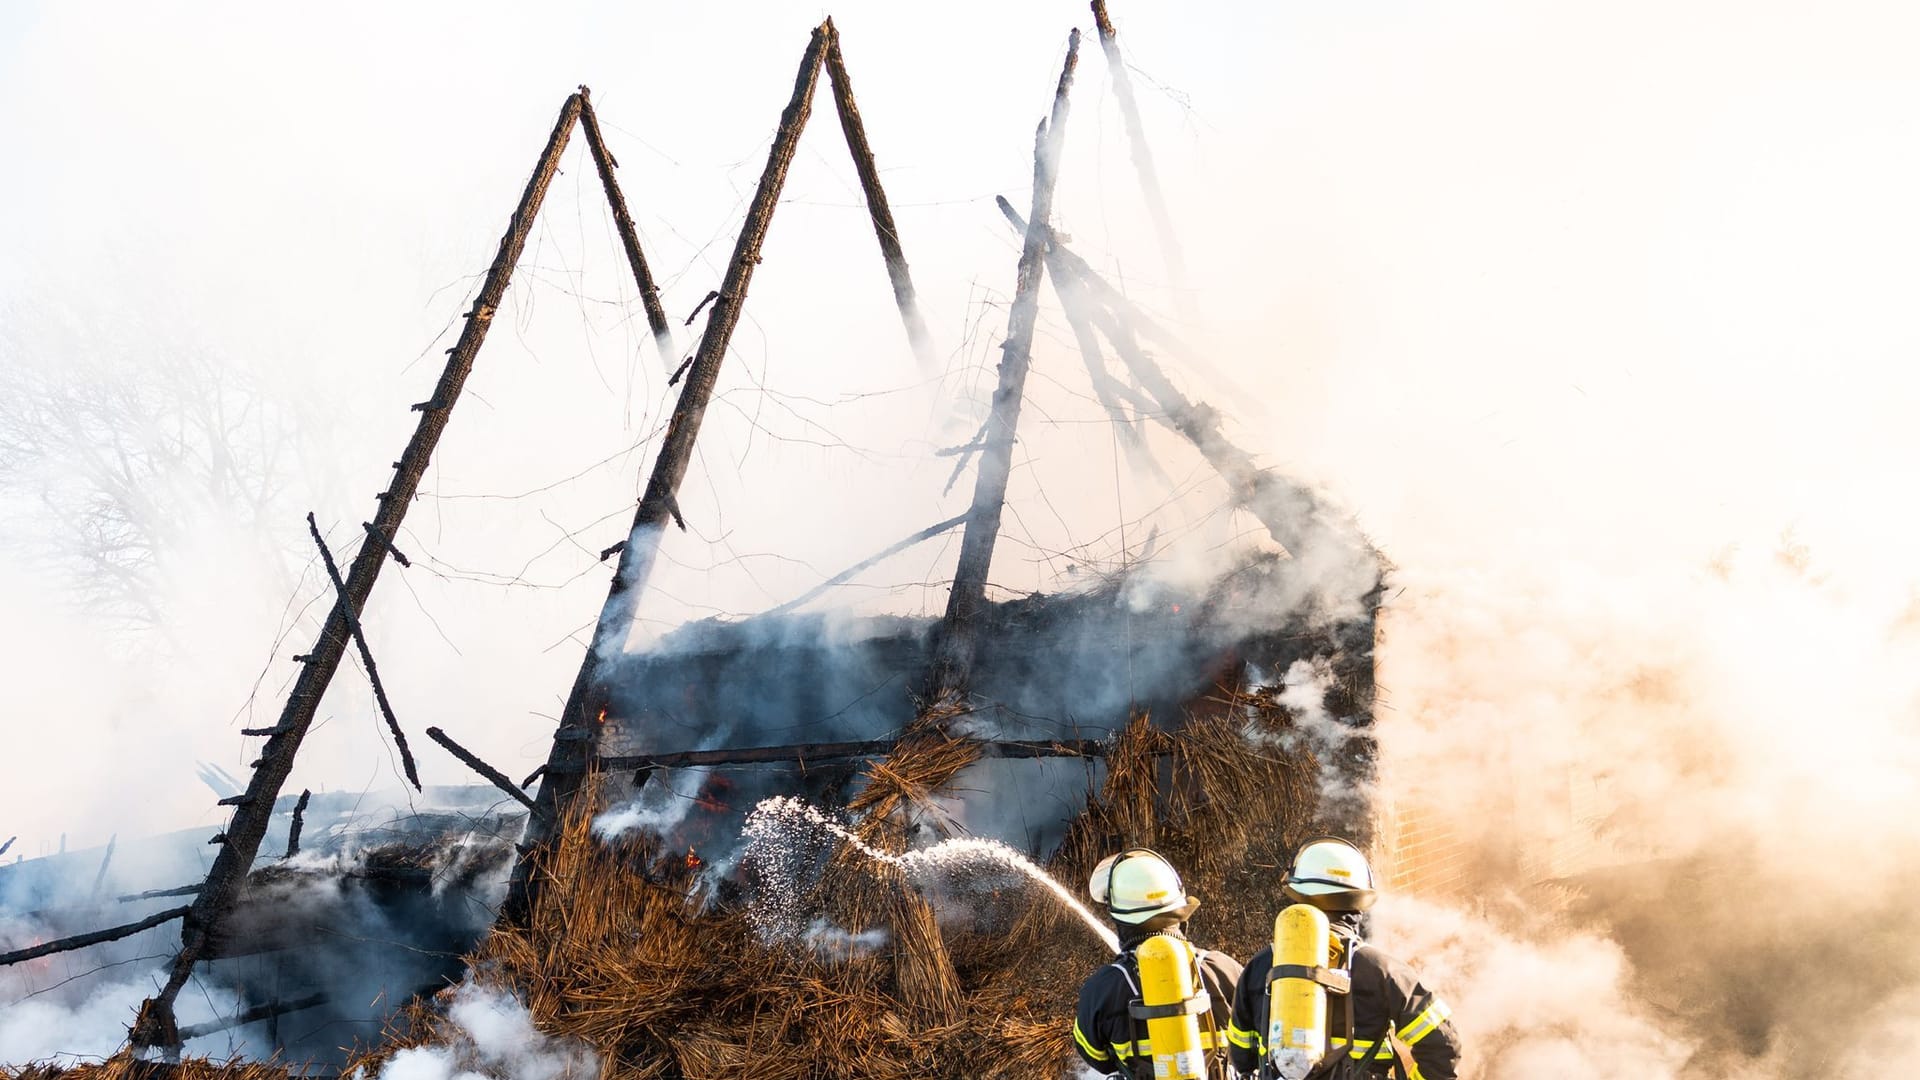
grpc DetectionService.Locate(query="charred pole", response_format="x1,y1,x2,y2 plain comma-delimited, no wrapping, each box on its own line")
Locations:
822,20,936,371
509,26,833,920
130,91,586,1054
89,835,117,900
0,907,191,969
426,726,541,815
578,88,677,368
601,735,1113,771
997,198,1368,560
762,512,969,618
176,994,327,1042
1090,0,1190,317
309,512,420,790
0,836,12,858
119,884,201,903
283,789,310,859
924,30,1082,706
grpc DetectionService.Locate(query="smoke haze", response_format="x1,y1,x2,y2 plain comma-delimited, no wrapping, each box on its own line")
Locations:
5,0,1920,1075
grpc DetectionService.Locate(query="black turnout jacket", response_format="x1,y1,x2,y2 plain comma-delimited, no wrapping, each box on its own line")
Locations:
1073,925,1244,1079
1226,921,1461,1080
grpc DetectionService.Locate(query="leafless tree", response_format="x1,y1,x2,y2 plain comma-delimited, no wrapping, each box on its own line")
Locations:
0,328,320,631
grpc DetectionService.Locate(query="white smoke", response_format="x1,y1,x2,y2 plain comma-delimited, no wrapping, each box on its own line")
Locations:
0,969,253,1067
363,983,596,1080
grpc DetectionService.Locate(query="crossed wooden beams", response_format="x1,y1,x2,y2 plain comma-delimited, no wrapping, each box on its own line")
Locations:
118,20,930,1054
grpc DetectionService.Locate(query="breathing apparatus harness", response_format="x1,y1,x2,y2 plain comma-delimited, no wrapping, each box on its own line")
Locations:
1258,923,1418,1080
1108,936,1228,1080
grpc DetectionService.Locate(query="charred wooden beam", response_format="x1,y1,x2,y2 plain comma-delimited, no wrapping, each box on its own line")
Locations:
0,906,190,969
427,726,541,816
284,789,311,859
602,736,1113,772
510,25,833,922
762,512,969,618
992,194,1221,385
119,884,201,903
131,90,585,1054
578,90,677,369
1090,0,1189,315
0,836,12,858
176,993,327,1043
925,30,1082,706
309,513,420,791
822,21,936,371
996,198,1370,562
361,522,411,568
89,835,117,900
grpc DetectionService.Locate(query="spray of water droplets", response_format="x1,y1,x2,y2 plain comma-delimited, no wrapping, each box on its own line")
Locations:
742,795,1120,954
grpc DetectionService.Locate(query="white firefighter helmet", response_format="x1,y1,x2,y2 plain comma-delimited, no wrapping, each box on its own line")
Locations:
1088,848,1198,925
1284,837,1377,912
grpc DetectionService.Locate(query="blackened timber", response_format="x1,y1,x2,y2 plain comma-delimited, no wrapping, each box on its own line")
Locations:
0,906,190,968
603,736,1111,772
129,91,584,1054
176,994,326,1042
284,789,310,859
308,512,420,791
926,31,1082,705
511,25,832,921
1087,277,1361,559
578,90,677,369
89,835,117,899
426,726,541,815
0,836,12,858
119,884,201,903
1090,0,1189,314
995,198,1364,560
762,512,969,618
993,193,1214,379
822,21,935,370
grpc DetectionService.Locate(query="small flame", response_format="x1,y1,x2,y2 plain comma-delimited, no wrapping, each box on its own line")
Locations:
684,846,701,870
595,707,608,725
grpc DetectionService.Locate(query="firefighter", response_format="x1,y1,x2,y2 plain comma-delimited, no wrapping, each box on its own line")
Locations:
1227,838,1462,1080
1072,848,1243,1079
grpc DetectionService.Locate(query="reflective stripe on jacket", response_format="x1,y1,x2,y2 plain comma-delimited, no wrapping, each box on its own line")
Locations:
1226,940,1462,1080
1072,932,1244,1078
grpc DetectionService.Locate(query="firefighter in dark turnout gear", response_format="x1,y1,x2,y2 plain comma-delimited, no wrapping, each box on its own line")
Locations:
1072,849,1243,1079
1227,838,1461,1080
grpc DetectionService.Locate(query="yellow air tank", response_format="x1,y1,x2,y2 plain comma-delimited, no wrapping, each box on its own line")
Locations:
1267,903,1345,1080
1134,933,1210,1080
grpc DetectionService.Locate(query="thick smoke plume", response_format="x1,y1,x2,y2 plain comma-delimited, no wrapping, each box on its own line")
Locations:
1360,546,1920,1078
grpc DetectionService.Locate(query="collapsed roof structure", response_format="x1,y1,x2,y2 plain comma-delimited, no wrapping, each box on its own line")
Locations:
1,5,1388,1076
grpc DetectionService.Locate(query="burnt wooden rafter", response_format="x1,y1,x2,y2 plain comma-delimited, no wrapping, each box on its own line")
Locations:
924,29,1083,707
129,91,588,1054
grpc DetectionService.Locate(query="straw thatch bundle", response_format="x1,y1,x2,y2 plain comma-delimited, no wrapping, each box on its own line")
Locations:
340,677,1324,1080
4,673,1334,1080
